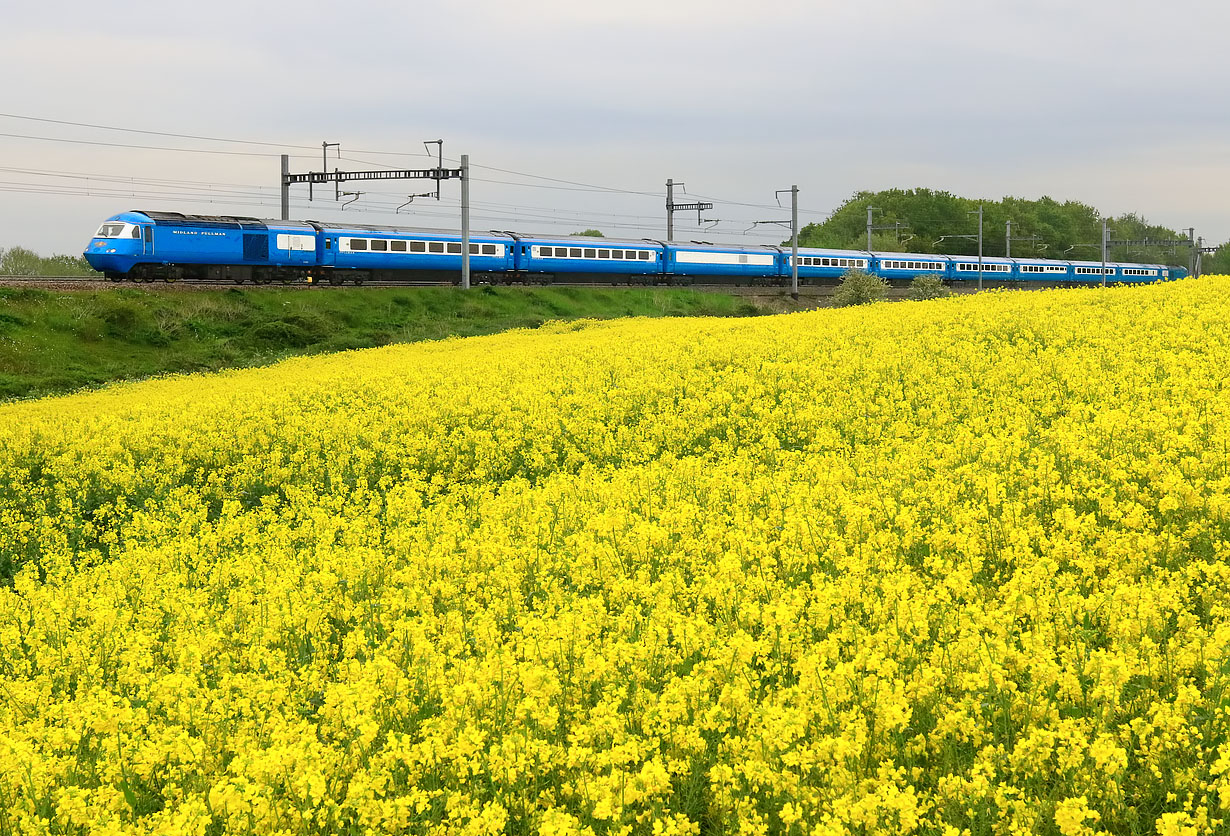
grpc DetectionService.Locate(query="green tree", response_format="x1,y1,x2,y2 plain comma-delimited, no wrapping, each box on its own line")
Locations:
571,229,604,238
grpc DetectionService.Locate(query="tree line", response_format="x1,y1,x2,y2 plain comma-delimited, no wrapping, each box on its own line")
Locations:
0,247,96,277
798,189,1195,269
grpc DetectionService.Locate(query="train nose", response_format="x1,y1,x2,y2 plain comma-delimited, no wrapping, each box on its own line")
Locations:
84,240,127,272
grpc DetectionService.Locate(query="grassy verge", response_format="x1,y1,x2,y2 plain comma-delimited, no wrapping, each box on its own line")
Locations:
0,285,764,400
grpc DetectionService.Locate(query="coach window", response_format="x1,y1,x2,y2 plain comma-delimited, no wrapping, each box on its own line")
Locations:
351,239,368,251
428,242,444,253
469,244,480,255
391,241,406,252
483,244,497,256
410,241,425,252
584,248,596,258
447,243,461,254
371,240,388,252
598,249,610,259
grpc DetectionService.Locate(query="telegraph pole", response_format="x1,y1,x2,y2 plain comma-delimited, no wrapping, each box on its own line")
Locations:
751,184,800,301
867,206,874,251
968,205,984,291
790,185,799,300
280,155,290,220
667,179,674,241
666,179,712,241
978,206,984,291
461,154,471,290
1107,217,1116,288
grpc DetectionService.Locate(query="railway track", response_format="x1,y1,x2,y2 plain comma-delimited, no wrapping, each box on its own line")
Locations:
0,275,841,294
0,275,1064,299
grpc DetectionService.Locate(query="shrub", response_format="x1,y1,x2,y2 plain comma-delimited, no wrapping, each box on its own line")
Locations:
909,273,951,301
831,268,889,307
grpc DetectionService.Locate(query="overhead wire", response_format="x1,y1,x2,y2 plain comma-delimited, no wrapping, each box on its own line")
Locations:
0,112,804,239
0,132,318,159
1,178,786,239
0,163,775,232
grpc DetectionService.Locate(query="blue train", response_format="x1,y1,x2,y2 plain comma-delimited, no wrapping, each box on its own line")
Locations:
84,210,1188,285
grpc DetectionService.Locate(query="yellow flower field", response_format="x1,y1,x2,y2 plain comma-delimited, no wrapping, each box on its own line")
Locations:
1,278,1229,835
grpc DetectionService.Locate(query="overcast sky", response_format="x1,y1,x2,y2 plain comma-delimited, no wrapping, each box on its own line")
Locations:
3,0,1227,255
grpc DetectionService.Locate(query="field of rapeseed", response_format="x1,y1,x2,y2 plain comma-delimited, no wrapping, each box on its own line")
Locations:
1,278,1229,835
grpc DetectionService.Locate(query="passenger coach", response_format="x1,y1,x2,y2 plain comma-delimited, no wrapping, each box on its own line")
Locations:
788,248,873,283
873,253,951,281
516,234,664,283
324,225,515,285
664,242,779,283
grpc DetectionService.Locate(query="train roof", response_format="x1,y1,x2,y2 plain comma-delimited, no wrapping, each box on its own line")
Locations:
871,251,959,261
1068,259,1167,269
310,221,507,237
796,247,873,257
942,255,1015,264
518,233,665,248
137,210,263,224
668,241,781,252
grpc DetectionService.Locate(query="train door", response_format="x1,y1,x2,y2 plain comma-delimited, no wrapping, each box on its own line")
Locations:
142,225,153,256
281,234,313,266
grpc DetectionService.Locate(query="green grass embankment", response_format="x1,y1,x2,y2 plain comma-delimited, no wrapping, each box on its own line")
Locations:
0,285,765,400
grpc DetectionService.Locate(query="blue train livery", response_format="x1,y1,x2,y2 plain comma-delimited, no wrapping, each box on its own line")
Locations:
84,210,1190,286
